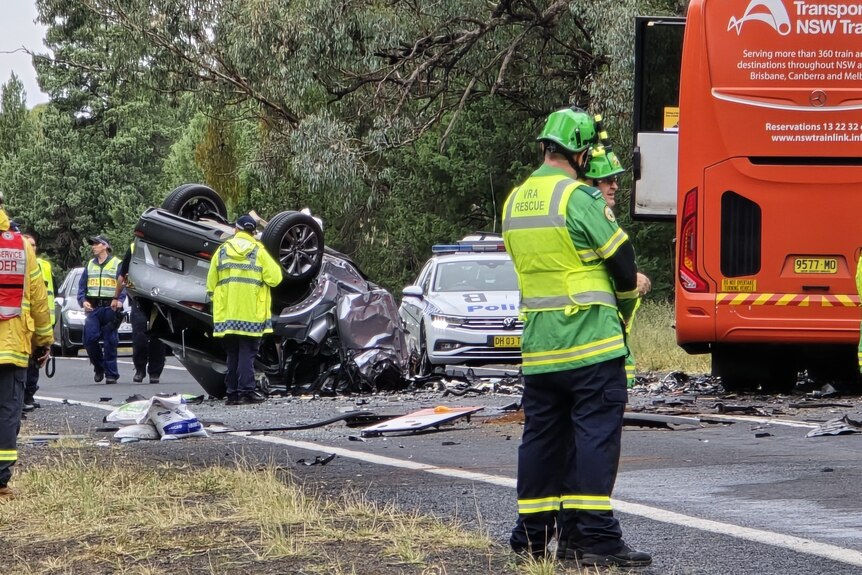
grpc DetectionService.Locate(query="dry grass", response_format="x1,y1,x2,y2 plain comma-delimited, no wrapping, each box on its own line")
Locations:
630,299,710,374
0,447,518,574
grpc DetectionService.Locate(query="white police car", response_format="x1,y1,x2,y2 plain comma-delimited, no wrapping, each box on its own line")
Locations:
398,236,522,375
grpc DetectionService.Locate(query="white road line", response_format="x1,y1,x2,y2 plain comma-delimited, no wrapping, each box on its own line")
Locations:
703,413,819,429
33,396,862,566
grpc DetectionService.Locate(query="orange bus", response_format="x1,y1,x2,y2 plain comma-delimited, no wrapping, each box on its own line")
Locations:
633,0,862,391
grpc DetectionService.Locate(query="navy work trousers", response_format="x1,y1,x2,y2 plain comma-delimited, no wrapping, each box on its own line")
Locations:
0,364,24,487
25,355,39,402
130,302,165,377
510,357,627,555
222,335,261,396
83,306,119,380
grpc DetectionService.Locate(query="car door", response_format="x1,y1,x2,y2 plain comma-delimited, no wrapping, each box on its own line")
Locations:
399,262,433,345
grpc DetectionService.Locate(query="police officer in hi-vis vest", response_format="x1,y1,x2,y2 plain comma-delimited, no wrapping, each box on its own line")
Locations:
0,194,52,500
502,107,651,567
206,215,282,405
77,235,122,384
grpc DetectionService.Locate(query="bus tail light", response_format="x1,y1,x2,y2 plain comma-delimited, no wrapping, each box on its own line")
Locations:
679,188,708,292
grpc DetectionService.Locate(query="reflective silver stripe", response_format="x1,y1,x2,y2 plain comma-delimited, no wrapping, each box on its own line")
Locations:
522,335,625,365
560,495,612,510
596,228,628,259
517,497,561,514
521,290,617,310
502,179,575,231
0,306,21,316
578,248,599,262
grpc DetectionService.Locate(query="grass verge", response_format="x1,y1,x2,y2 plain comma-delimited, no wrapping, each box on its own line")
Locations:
0,446,620,575
630,299,710,375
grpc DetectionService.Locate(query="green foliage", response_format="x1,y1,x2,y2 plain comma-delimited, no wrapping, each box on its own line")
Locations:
17,0,684,295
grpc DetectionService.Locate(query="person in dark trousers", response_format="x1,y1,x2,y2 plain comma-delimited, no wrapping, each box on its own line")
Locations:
0,196,53,501
206,215,282,405
22,234,55,411
112,242,165,384
501,107,651,567
78,235,122,384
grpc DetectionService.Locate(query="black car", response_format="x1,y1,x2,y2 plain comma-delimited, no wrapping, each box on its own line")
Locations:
54,267,134,356
127,184,407,398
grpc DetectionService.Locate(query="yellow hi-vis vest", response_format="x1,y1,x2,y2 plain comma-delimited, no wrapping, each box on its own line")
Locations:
86,256,120,299
502,176,617,314
37,258,55,326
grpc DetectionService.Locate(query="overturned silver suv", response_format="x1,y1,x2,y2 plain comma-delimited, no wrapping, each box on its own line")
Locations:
127,184,408,398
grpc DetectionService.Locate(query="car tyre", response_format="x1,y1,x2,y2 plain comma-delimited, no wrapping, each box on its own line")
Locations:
261,211,324,284
58,320,79,357
161,184,228,222
416,325,435,376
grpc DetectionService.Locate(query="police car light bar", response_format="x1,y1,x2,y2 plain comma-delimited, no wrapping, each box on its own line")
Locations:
432,242,507,254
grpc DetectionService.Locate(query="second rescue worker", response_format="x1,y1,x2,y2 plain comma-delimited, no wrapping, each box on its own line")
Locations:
78,235,122,384
502,107,651,566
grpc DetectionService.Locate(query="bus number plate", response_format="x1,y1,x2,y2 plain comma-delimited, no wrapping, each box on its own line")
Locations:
793,258,837,274
493,335,521,348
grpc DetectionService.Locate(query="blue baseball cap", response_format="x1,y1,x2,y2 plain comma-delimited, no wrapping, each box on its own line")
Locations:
235,215,256,232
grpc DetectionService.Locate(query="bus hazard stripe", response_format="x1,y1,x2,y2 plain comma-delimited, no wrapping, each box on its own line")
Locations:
717,294,860,306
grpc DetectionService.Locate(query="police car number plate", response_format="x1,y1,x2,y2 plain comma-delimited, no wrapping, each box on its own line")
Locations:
793,257,837,274
492,335,521,348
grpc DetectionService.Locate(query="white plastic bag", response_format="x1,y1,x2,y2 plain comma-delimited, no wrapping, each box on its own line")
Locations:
106,394,201,426
138,396,208,440
113,423,160,441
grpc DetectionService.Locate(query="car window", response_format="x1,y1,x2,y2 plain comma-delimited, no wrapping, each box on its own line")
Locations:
418,263,433,293
433,260,517,292
61,269,83,297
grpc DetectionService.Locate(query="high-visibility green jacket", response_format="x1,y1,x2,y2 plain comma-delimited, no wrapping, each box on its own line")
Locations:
206,231,282,337
502,165,638,374
37,258,55,326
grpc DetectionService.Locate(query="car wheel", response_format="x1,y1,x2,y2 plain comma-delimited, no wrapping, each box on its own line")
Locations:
261,211,324,284
161,184,228,222
59,321,79,357
416,325,434,376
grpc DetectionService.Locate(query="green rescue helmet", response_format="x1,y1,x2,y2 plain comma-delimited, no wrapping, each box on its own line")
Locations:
585,145,625,180
537,107,597,153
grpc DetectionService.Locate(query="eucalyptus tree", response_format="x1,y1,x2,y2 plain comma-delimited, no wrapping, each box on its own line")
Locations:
32,0,685,289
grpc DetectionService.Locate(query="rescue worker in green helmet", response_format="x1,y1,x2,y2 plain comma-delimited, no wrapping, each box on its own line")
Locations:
502,106,651,566
585,144,651,387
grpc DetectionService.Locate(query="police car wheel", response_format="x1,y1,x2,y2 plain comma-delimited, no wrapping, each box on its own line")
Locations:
416,328,434,376
162,184,228,223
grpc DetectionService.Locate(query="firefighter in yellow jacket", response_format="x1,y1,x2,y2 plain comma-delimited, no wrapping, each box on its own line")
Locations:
206,215,282,405
502,107,650,566
22,234,54,411
0,198,53,500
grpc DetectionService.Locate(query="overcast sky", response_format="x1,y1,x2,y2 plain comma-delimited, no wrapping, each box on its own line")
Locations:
0,1,49,108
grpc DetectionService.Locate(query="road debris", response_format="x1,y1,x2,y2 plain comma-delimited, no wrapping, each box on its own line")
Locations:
296,453,336,466
361,406,484,437
622,413,701,429
806,415,862,438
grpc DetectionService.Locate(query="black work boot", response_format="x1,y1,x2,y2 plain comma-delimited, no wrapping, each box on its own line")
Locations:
94,370,104,383
581,543,652,567
555,539,582,561
133,370,145,383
